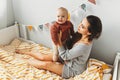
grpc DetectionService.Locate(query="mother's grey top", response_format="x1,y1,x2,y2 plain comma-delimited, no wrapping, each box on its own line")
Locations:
58,42,93,78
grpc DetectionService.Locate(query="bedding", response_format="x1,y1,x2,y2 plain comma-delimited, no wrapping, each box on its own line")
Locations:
0,38,112,80
74,58,112,80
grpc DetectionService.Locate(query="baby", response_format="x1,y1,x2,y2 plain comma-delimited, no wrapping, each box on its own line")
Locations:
50,7,74,62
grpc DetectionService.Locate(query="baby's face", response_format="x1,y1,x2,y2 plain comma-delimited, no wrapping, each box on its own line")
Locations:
56,10,68,24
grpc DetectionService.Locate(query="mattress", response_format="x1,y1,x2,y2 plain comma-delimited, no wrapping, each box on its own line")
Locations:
0,38,65,80
0,38,113,80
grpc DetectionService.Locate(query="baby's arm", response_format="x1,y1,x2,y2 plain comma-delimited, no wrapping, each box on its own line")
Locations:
50,25,59,61
50,25,59,45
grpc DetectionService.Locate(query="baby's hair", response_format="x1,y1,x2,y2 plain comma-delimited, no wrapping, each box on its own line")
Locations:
58,7,68,16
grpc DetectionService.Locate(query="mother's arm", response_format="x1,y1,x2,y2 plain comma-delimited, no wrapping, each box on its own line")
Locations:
58,44,91,61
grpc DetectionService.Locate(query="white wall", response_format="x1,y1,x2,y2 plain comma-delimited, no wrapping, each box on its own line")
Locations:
7,0,15,26
90,0,120,64
12,0,86,25
0,0,7,29
12,0,120,64
0,0,15,29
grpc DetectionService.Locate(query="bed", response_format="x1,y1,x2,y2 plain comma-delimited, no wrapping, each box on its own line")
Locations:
0,25,117,80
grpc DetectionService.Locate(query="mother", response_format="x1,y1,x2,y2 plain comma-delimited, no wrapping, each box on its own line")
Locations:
16,15,102,79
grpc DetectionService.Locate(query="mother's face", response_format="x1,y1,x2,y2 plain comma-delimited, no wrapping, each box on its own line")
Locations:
77,18,91,35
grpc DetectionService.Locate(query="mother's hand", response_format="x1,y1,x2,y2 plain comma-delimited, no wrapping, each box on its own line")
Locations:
58,31,62,46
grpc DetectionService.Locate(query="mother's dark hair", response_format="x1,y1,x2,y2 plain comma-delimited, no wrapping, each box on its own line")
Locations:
67,15,102,49
87,15,102,41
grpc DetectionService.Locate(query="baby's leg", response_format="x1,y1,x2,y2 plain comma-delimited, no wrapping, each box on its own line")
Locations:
53,45,58,62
